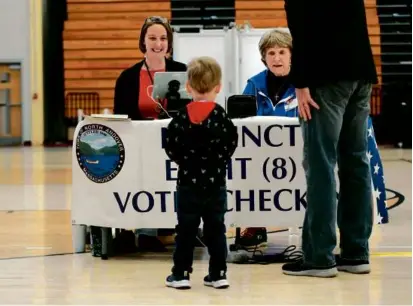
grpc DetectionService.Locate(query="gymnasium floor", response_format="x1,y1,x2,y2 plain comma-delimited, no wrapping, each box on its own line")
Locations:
0,146,411,305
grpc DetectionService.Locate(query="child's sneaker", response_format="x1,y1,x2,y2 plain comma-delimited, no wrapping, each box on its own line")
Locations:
203,271,229,289
165,271,191,289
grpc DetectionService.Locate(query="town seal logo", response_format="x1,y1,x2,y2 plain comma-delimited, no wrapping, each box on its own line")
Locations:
76,124,125,183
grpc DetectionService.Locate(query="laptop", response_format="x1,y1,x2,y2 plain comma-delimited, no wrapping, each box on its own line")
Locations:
152,71,192,100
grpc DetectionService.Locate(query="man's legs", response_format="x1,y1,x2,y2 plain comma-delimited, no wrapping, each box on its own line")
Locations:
283,81,358,276
337,81,373,272
302,82,358,267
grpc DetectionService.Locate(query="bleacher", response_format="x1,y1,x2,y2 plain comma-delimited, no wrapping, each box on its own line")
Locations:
377,0,411,87
171,0,235,30
376,0,412,146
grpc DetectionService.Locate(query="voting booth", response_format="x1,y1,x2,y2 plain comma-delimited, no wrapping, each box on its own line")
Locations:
172,27,290,107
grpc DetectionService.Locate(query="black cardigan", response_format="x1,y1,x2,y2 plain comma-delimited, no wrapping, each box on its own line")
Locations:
113,58,187,120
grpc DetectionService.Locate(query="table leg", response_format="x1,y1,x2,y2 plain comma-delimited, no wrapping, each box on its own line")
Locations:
235,227,241,242
101,227,110,260
72,224,86,253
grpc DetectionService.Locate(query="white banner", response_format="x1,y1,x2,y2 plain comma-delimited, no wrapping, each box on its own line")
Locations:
72,116,306,229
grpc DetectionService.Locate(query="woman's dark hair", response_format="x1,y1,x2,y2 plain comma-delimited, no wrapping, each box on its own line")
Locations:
139,16,173,54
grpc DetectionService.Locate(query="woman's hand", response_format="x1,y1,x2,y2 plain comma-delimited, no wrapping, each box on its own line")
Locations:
296,88,320,121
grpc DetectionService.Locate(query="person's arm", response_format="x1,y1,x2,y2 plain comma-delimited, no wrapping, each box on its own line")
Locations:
284,0,309,89
164,114,185,165
214,107,239,161
223,117,238,159
113,72,127,115
285,0,321,121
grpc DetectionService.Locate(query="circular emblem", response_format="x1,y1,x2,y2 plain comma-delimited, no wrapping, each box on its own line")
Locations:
76,124,125,183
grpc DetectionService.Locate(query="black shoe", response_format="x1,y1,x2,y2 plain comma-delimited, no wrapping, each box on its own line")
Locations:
335,255,370,274
282,260,338,278
165,272,191,289
204,271,230,289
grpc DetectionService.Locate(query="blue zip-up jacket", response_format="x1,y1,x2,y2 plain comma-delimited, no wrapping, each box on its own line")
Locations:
243,70,298,117
242,69,388,224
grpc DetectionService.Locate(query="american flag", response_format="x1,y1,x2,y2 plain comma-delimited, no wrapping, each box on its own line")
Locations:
367,117,389,224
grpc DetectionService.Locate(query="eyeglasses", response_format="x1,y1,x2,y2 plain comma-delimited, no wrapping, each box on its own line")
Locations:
144,16,169,24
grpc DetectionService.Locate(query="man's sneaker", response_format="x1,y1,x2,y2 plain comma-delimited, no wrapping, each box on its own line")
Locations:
336,255,370,274
165,272,191,289
282,260,338,278
204,271,230,289
236,228,268,250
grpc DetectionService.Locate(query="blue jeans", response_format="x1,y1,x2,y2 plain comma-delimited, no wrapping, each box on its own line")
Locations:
301,80,373,267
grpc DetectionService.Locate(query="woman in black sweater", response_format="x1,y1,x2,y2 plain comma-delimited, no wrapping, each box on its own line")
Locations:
114,16,187,120
114,16,186,251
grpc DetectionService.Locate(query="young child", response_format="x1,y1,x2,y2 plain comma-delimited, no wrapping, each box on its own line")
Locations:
164,56,238,289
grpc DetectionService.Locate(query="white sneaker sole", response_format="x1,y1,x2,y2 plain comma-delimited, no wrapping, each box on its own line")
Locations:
166,279,191,289
337,264,371,274
204,279,230,289
283,267,338,278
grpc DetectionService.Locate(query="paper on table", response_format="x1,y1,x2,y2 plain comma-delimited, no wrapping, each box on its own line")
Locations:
88,114,131,121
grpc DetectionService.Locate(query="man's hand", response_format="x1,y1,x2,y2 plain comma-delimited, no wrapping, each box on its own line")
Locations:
296,88,320,121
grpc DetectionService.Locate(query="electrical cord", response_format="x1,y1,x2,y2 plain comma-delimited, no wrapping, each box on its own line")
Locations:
146,85,172,119
196,233,303,264
229,244,303,265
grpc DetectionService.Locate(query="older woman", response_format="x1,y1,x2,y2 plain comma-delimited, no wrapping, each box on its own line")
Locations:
238,29,388,251
242,29,297,118
114,16,186,251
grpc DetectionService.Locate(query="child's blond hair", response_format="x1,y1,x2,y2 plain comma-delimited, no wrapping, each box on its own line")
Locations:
187,56,222,94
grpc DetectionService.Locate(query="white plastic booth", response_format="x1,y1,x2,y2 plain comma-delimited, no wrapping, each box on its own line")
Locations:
172,27,290,107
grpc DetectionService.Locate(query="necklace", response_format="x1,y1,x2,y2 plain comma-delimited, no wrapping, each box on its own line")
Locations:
274,80,288,103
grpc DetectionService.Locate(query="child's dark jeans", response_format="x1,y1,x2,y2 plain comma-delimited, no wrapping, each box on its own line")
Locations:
172,186,228,277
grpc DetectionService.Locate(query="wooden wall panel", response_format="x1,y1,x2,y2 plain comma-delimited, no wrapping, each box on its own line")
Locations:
65,79,116,90
64,49,144,60
65,20,144,30
63,30,140,40
65,69,124,80
68,11,171,20
64,40,139,50
64,59,139,70
67,2,169,13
